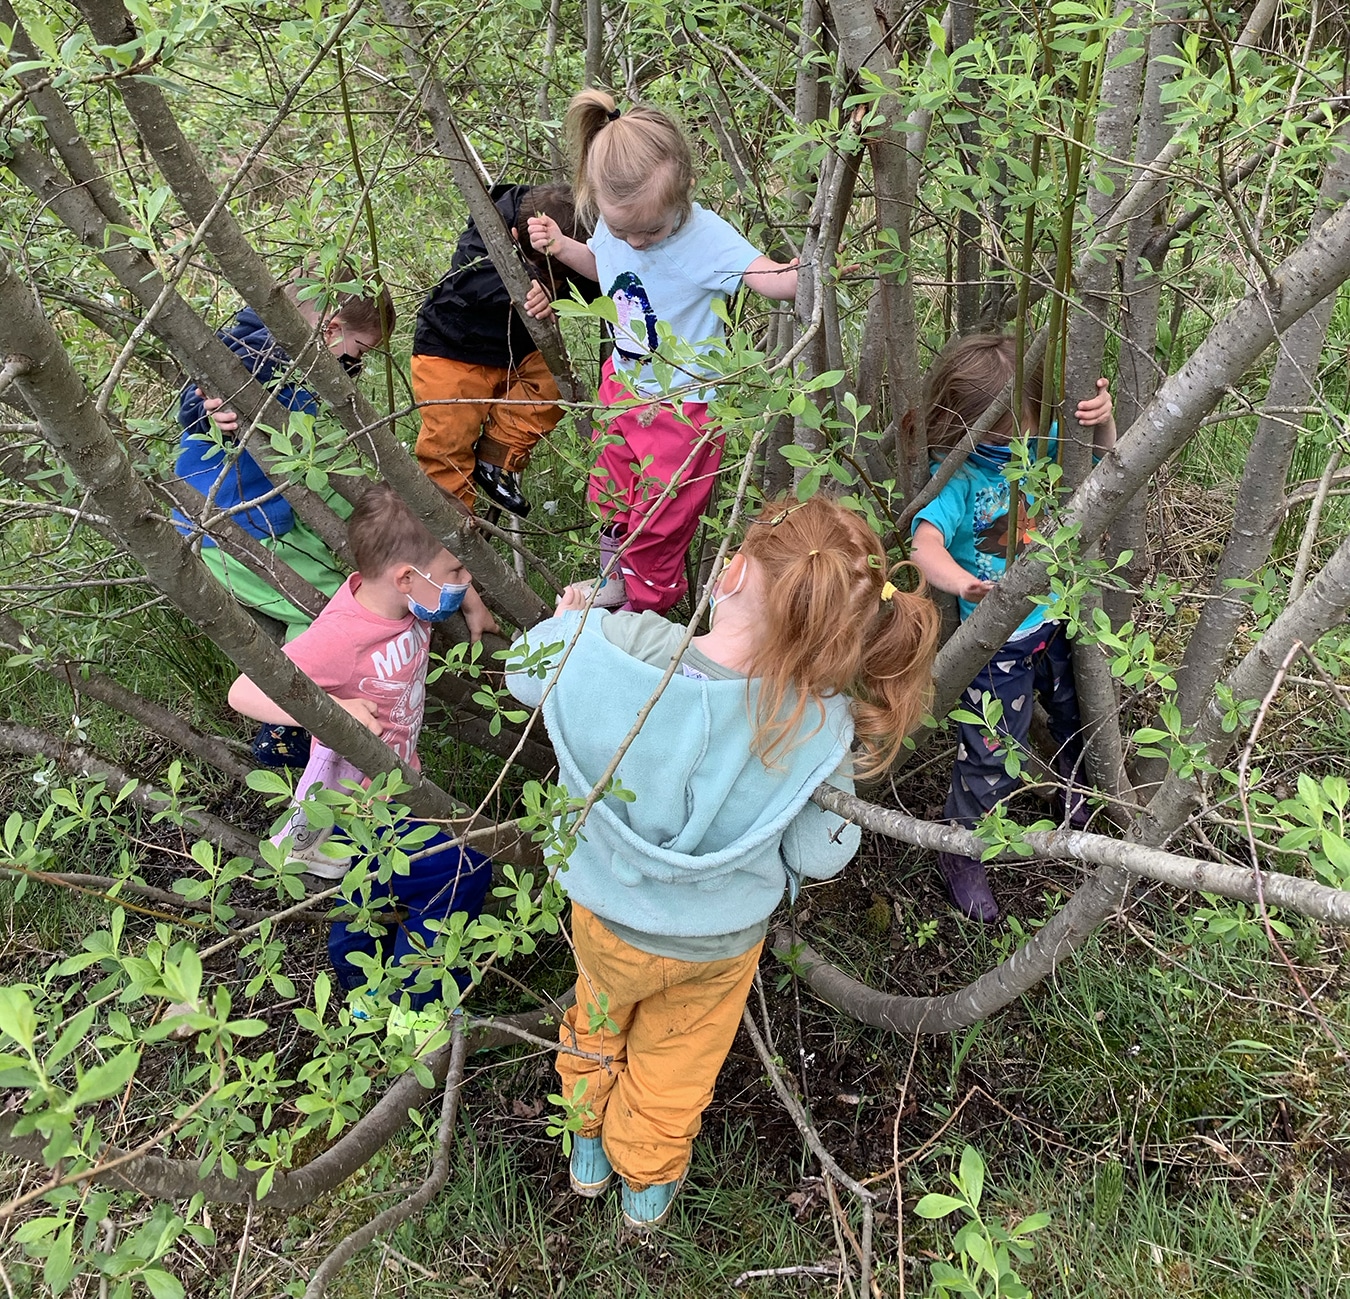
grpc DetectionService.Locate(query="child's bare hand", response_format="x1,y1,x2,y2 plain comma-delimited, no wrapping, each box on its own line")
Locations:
960,576,996,603
524,279,556,322
463,594,499,642
1075,378,1114,427
335,695,383,736
199,392,239,436
555,583,593,613
528,214,563,258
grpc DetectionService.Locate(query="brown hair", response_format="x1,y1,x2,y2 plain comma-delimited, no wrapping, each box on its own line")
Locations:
520,182,594,279
563,88,694,232
346,483,442,577
286,261,396,345
739,496,940,778
924,333,1045,454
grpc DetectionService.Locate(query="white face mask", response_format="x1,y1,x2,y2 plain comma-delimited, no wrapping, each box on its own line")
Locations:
708,557,746,622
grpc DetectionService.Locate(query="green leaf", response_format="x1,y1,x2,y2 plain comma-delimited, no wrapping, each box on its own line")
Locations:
47,1005,96,1070
959,1145,985,1209
0,987,37,1051
25,14,59,58
1011,1210,1052,1236
44,1221,76,1295
0,1053,37,1087
245,768,293,797
73,1046,141,1106
142,1268,185,1299
914,1192,966,1218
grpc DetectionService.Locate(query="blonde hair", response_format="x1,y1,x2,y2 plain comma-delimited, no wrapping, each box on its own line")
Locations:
563,88,694,231
739,496,940,778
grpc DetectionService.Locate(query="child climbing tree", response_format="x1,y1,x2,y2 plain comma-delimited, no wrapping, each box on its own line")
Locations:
1,0,1348,1292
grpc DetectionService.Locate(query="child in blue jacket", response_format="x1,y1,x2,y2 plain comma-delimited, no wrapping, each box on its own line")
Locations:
910,333,1116,922
508,496,939,1232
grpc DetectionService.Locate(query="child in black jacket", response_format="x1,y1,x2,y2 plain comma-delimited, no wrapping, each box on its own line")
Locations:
412,183,598,517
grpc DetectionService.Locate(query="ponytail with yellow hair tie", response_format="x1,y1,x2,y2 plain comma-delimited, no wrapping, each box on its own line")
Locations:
880,580,898,604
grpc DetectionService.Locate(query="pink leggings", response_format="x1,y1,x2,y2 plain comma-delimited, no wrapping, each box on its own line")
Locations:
588,360,724,615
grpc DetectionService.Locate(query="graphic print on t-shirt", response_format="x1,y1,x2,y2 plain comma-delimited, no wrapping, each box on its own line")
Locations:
972,484,1031,579
357,621,431,764
610,271,659,362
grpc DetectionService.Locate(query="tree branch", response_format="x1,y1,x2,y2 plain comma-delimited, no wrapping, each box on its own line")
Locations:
0,1000,571,1209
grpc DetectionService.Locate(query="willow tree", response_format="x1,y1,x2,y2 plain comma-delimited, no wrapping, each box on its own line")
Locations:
0,0,1348,1292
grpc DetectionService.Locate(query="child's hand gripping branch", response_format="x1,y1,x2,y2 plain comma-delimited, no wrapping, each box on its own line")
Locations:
1075,377,1117,454
197,392,241,437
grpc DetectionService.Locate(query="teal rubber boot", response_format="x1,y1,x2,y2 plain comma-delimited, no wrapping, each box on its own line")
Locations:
621,1176,683,1232
569,1135,613,1197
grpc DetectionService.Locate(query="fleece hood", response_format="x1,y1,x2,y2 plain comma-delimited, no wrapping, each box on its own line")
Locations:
507,611,858,938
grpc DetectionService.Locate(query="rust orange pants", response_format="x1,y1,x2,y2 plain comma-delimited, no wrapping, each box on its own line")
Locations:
412,352,562,509
558,902,762,1191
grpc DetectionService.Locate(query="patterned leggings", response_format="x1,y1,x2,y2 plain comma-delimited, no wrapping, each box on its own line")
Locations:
945,621,1085,827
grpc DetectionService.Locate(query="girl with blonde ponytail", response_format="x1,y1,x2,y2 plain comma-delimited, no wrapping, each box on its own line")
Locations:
526,88,801,616
507,495,939,1233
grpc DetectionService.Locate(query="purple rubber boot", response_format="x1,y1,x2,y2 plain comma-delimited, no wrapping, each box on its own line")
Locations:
593,526,629,610
937,852,1000,923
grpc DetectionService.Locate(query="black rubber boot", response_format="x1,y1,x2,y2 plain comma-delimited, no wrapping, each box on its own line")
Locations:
473,462,531,517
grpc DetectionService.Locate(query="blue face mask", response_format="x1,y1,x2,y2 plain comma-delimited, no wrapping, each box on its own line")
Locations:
407,568,469,623
973,441,1013,466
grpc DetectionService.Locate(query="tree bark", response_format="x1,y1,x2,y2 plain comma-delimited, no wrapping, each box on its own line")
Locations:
0,1002,570,1208
2,136,353,563
1170,122,1350,731
790,528,1350,1035
72,0,546,631
0,247,467,827
0,722,258,860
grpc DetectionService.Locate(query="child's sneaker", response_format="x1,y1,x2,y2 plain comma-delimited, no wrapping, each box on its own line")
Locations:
270,804,353,877
569,1135,613,1197
621,1175,683,1232
572,575,628,610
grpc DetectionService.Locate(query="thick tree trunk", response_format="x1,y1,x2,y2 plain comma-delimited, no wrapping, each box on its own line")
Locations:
0,248,465,826
2,136,353,563
0,1001,570,1207
791,529,1350,1034
1137,123,1350,791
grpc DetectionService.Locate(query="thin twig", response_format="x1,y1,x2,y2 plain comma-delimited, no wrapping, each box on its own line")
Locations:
742,1007,875,1296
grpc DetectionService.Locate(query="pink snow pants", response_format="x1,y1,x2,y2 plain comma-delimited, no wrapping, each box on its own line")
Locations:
588,359,724,615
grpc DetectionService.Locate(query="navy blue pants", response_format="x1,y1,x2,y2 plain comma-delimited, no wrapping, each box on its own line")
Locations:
946,621,1085,828
327,828,493,1010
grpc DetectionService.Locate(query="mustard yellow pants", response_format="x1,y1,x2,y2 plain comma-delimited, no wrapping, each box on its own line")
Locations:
411,352,562,509
558,902,763,1191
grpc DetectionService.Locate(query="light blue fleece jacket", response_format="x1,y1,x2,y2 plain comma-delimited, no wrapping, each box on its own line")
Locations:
505,610,861,941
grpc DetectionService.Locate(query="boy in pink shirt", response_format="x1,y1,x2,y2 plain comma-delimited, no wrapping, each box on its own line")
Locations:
229,484,493,1006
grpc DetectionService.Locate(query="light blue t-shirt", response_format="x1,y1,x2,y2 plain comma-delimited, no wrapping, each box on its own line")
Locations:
911,432,1060,638
590,203,761,401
